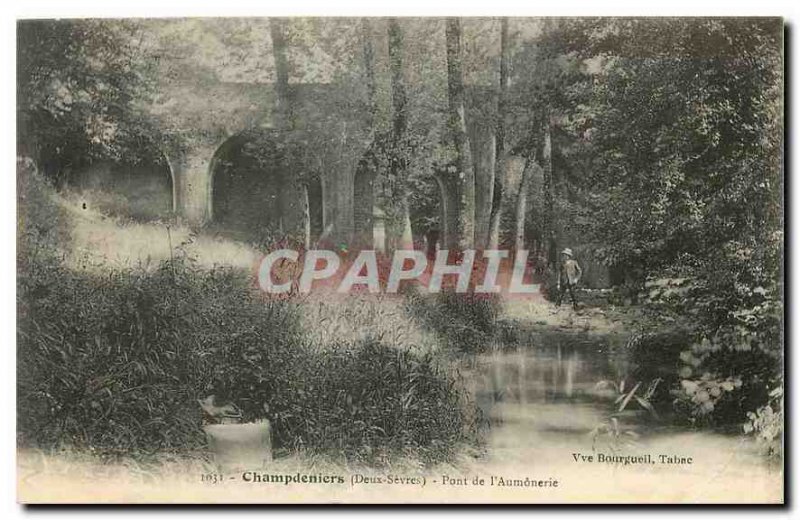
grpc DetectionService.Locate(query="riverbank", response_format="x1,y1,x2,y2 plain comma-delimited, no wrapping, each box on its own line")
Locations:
16,286,783,504
502,297,641,335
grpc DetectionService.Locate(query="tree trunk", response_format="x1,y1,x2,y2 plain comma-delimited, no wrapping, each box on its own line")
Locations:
388,19,408,138
269,18,293,130
488,17,510,250
445,18,476,250
361,18,377,131
541,114,555,267
387,18,414,250
354,18,377,248
270,18,309,245
514,156,535,251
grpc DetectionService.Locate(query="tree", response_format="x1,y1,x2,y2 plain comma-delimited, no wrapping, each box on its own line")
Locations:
560,18,782,291
361,18,378,131
387,19,414,250
269,18,294,131
17,19,162,183
444,18,476,250
487,18,511,249
513,157,536,251
547,17,783,425
540,113,554,264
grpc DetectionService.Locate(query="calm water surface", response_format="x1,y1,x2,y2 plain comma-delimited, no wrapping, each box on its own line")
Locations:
461,332,782,502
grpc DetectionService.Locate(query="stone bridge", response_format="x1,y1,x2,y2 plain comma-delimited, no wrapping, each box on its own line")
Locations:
155,81,371,247
67,76,609,285
75,76,509,251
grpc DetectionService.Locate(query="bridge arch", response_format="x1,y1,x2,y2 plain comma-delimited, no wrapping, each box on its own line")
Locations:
69,148,175,221
207,128,323,246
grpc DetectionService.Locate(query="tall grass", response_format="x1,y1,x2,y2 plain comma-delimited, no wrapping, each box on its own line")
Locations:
59,189,260,272
17,168,483,466
273,340,482,465
18,255,302,457
299,296,437,352
404,290,502,354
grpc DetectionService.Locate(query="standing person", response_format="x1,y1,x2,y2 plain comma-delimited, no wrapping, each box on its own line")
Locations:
556,248,582,309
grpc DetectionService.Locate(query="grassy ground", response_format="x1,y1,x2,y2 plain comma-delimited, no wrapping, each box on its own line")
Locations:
17,174,782,504
18,171,483,469
58,187,261,272
298,295,438,353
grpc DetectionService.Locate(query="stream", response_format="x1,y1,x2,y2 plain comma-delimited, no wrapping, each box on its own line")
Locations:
462,331,783,503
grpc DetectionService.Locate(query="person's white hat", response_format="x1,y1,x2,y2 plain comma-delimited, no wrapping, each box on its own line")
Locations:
561,248,573,257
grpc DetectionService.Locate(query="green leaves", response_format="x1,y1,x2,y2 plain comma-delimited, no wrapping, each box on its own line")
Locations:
535,19,782,436
18,20,167,169
549,19,782,286
742,385,782,459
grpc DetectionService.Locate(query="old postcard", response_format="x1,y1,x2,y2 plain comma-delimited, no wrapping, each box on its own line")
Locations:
16,16,784,504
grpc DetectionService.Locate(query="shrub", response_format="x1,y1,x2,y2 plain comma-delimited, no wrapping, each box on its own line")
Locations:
626,330,693,406
17,159,69,271
267,340,483,466
19,258,482,464
18,257,301,456
744,385,783,460
404,290,501,353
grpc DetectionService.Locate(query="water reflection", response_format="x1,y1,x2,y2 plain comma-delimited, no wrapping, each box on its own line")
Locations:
474,333,625,419
465,331,781,503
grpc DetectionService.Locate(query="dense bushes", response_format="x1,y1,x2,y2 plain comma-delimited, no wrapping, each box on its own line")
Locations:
269,341,482,465
17,170,482,465
629,273,782,438
18,256,301,456
404,290,501,353
551,19,783,452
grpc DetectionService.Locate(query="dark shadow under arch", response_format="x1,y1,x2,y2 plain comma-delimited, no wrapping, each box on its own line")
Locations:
69,151,174,222
208,128,323,245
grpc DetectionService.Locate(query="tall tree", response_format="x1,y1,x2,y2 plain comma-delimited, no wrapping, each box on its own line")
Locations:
388,19,408,139
361,18,378,131
269,18,294,130
445,17,476,250
17,20,160,183
387,18,414,249
353,18,378,249
374,18,413,249
269,18,312,246
514,156,536,251
541,113,555,266
487,17,511,250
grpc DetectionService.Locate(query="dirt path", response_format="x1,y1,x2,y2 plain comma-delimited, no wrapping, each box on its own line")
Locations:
501,298,645,337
